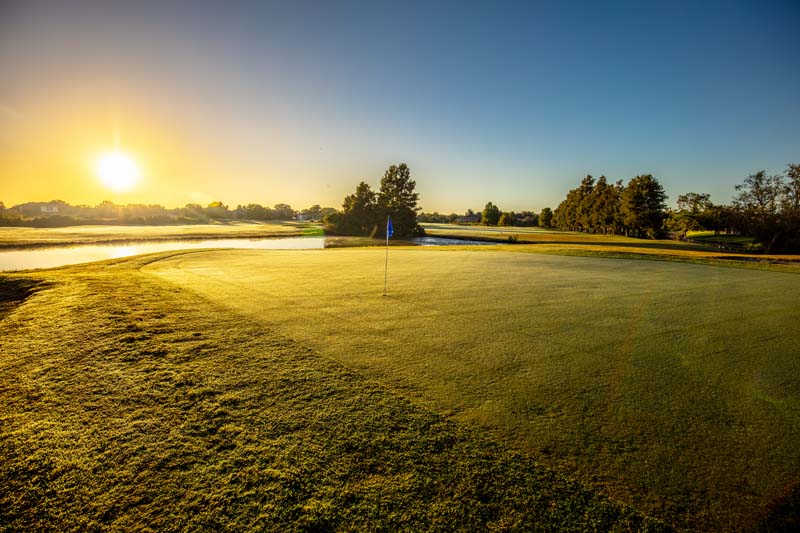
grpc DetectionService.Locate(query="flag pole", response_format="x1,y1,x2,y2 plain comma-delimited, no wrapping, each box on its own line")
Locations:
383,219,389,296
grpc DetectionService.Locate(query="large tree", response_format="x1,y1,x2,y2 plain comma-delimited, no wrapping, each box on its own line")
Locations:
553,175,596,231
620,175,667,238
538,207,553,228
733,171,784,253
589,176,623,234
377,163,421,237
338,181,378,235
482,202,501,226
326,164,422,238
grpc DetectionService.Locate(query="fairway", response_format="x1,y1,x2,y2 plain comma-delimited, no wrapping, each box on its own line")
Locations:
147,247,800,530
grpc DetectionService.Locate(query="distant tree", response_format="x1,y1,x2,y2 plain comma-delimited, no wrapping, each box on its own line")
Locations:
553,176,595,231
677,192,712,214
318,207,338,221
668,192,713,238
205,201,230,219
301,204,322,220
733,170,784,252
782,164,800,215
272,203,295,220
418,212,456,223
701,204,731,235
482,202,501,225
589,177,623,234
782,164,800,250
517,211,538,226
236,203,268,220
498,211,514,226
538,207,553,228
620,175,667,238
377,163,421,237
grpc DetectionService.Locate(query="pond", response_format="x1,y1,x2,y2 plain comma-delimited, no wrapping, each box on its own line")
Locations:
0,235,499,271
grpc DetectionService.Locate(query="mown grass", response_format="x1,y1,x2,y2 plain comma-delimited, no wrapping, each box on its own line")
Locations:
420,223,707,248
0,253,665,532
686,231,759,249
148,247,800,531
0,221,321,249
421,223,800,270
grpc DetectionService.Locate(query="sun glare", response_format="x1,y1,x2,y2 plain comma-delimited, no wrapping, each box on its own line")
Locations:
95,151,140,191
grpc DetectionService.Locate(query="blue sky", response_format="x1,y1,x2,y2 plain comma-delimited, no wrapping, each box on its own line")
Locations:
1,0,798,211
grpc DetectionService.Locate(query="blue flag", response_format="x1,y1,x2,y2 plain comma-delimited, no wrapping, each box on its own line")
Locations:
386,215,394,238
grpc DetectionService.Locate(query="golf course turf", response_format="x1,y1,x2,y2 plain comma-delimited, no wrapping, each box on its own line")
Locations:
2,244,799,531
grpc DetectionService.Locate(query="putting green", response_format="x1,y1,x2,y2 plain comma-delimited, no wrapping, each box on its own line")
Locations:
147,247,800,530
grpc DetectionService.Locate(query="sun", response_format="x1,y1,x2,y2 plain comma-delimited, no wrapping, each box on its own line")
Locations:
95,151,140,191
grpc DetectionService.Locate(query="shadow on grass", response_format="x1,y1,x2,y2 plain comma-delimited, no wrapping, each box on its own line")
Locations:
0,277,49,320
757,482,800,532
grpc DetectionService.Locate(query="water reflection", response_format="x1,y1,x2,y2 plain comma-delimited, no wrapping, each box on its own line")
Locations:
0,237,327,271
1,235,500,271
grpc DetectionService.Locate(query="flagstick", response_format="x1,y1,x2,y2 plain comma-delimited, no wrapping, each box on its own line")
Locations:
383,226,389,296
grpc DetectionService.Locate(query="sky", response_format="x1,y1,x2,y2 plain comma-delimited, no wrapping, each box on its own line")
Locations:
1,0,799,213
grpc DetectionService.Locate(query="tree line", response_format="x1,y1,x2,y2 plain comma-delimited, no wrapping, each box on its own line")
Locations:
0,200,334,227
417,163,800,253
548,163,800,252
552,174,666,238
4,162,798,251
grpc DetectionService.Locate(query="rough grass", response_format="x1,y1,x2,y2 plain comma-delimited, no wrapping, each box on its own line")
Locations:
147,247,800,531
0,254,664,532
0,221,320,249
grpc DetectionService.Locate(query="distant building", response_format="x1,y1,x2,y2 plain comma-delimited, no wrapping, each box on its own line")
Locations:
14,202,67,217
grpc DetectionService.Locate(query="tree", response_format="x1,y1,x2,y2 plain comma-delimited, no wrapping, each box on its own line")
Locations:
326,163,422,238
205,201,230,219
620,175,667,238
669,192,713,238
237,203,268,220
482,202,501,225
782,164,800,250
733,171,784,253
517,211,538,226
301,204,322,220
783,164,800,212
538,207,553,228
377,163,421,237
338,181,378,235
498,212,514,226
553,175,595,231
272,203,295,220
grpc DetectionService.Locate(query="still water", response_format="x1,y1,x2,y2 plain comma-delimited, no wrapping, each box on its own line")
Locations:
0,237,326,271
0,236,496,271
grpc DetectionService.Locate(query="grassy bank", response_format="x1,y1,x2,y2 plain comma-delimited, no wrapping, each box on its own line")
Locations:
148,247,800,531
0,221,322,249
0,253,664,531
